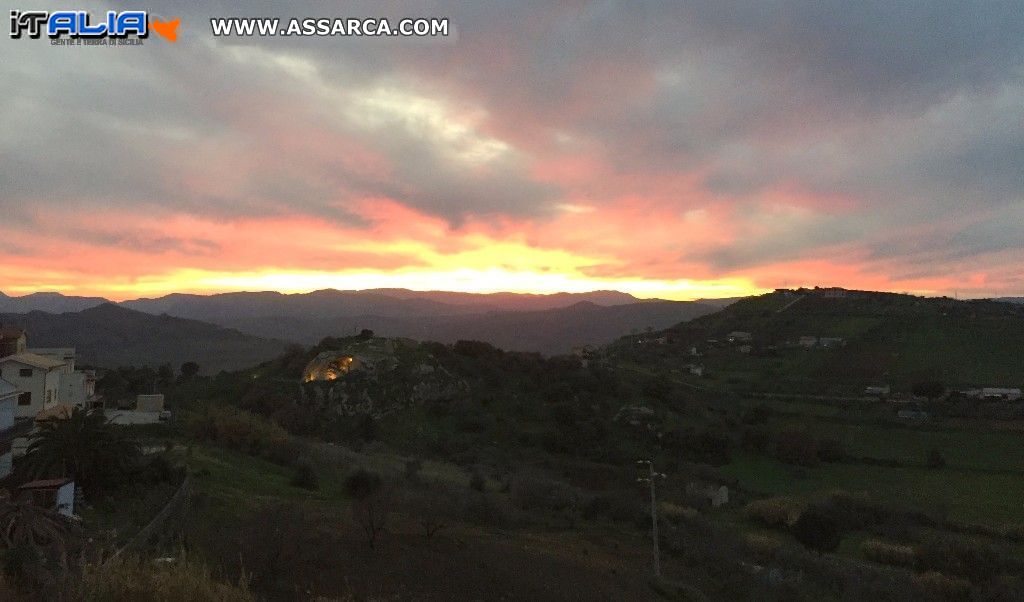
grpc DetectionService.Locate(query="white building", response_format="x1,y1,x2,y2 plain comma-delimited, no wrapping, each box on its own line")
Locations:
19,478,75,517
0,353,64,418
0,378,18,479
981,388,1022,402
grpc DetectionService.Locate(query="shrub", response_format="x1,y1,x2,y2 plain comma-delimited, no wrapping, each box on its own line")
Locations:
913,535,1019,582
403,459,423,483
741,425,772,452
816,437,847,463
912,571,970,601
343,469,389,549
461,492,514,528
509,475,577,514
861,539,915,567
744,533,783,560
469,467,487,492
742,404,773,425
791,504,842,552
582,492,645,524
774,425,819,466
184,406,297,465
744,497,803,528
79,556,253,601
926,448,946,469
397,486,458,540
343,469,383,501
289,460,318,490
231,503,326,590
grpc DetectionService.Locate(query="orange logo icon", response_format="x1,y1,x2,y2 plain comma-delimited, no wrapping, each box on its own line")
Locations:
150,17,179,42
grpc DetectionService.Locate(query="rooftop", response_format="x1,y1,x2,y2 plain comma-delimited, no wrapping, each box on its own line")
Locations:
19,478,73,490
0,352,66,370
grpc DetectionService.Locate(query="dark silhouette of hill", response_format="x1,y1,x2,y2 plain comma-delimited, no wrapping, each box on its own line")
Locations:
120,288,643,321
0,304,288,373
1,289,721,356
0,291,109,314
223,300,718,354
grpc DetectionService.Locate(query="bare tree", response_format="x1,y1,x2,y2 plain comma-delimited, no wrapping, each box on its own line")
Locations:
344,469,390,549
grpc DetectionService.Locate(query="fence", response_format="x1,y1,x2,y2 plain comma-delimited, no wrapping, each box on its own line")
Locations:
108,474,192,562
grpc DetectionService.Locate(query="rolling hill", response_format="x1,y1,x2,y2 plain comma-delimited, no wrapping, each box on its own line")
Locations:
222,299,719,354
611,288,1024,393
0,304,289,373
119,288,644,321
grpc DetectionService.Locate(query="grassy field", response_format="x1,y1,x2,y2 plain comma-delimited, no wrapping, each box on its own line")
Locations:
721,452,1024,526
180,443,664,601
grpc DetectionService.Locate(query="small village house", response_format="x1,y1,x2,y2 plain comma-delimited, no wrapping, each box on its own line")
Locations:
819,337,846,348
727,331,752,343
864,385,891,397
0,352,64,418
19,478,75,517
686,481,730,508
798,336,818,348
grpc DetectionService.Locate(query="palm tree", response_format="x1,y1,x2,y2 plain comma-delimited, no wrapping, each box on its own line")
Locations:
20,408,141,496
0,497,81,589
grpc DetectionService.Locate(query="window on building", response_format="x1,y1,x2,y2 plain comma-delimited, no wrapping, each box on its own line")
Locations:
46,390,52,405
19,368,32,377
18,392,31,406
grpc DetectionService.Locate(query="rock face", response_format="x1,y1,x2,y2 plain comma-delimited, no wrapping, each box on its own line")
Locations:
300,337,466,417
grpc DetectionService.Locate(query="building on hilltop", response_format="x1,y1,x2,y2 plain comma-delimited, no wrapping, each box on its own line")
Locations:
819,287,848,298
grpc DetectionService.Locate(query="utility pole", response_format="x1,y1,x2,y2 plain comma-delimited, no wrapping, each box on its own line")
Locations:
637,459,666,578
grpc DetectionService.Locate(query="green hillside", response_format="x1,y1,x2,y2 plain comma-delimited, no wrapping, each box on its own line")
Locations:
610,288,1024,395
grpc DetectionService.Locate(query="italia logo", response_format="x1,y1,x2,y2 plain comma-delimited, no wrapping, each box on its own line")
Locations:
9,10,179,42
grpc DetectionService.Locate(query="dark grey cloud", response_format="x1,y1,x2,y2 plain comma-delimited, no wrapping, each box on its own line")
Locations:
1,0,1021,281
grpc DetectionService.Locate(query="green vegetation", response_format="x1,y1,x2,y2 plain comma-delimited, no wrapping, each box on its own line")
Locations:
23,290,1013,599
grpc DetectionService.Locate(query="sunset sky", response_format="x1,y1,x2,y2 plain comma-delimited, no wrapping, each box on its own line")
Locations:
2,2,1023,301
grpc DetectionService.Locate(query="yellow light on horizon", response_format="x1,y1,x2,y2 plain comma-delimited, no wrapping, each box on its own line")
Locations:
82,267,765,301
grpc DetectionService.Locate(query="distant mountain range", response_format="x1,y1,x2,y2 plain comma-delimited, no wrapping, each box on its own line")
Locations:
0,291,110,314
0,289,725,365
218,299,718,354
0,304,288,373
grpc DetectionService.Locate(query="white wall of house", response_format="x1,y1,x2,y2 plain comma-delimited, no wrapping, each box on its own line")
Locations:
55,482,75,516
59,370,93,407
0,447,11,481
0,359,63,418
0,395,15,431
